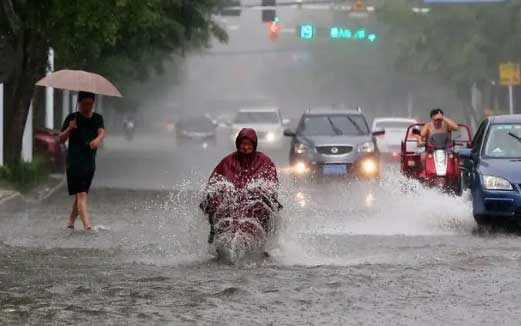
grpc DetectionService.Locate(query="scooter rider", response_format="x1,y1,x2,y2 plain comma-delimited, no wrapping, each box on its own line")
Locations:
420,108,459,149
200,128,281,244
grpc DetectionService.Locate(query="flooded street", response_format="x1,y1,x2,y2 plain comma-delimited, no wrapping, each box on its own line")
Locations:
2,134,521,326
4,1,521,324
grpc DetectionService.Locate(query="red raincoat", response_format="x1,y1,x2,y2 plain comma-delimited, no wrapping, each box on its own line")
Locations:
202,128,279,218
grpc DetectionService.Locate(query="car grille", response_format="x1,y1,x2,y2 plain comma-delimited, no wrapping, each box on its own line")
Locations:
316,146,353,155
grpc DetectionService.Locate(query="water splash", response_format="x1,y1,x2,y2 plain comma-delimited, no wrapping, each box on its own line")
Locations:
0,168,475,267
272,169,475,266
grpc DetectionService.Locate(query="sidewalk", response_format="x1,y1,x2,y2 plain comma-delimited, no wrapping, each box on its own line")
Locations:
0,189,21,205
0,173,65,207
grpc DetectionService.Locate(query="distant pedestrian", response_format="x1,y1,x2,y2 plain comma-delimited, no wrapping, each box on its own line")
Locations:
59,91,105,231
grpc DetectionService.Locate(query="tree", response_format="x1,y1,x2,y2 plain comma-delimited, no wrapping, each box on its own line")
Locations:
378,1,521,123
0,0,227,165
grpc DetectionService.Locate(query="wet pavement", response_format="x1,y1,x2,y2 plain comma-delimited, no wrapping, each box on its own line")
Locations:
2,132,521,325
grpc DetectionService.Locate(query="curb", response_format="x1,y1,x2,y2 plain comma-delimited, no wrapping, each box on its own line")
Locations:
0,191,22,207
0,174,66,208
24,175,66,205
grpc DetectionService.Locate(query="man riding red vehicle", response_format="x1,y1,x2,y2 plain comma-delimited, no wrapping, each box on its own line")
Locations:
401,108,472,195
200,128,282,244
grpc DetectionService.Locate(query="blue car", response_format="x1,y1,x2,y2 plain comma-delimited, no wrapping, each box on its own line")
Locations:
459,115,521,225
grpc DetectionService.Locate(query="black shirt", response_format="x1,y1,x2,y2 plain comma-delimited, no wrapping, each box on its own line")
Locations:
61,112,104,170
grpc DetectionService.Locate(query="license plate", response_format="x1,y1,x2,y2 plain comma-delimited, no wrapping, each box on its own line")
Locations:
321,164,347,176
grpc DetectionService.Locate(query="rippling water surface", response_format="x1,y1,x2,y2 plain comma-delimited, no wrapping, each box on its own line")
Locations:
2,172,521,325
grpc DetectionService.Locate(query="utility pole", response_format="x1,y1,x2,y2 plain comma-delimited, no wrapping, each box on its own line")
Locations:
62,90,70,121
22,104,33,162
45,48,55,129
72,94,78,112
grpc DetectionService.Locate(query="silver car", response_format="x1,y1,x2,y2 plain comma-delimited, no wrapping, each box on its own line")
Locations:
284,108,384,179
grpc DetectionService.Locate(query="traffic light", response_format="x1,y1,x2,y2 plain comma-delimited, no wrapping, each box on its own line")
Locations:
262,0,276,22
268,17,281,41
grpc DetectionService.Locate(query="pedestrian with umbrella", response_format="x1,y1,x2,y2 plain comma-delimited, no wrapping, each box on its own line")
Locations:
36,70,122,231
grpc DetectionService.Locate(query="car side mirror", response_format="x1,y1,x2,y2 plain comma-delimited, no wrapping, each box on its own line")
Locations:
457,148,473,160
372,128,385,137
284,129,297,137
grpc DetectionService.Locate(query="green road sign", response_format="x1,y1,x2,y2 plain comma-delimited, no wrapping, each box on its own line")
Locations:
300,24,315,40
298,24,377,43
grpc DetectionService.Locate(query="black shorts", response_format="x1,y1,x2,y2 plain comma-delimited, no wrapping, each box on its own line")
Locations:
66,168,95,195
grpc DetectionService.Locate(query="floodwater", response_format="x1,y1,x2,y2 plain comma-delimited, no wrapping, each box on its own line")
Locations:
2,160,521,325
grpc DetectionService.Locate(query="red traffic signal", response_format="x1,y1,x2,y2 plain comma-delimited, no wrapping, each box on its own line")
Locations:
268,18,281,40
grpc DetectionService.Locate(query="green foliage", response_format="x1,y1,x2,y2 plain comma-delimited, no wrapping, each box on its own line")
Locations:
0,0,227,164
48,0,227,83
0,0,227,98
378,1,521,88
0,157,49,193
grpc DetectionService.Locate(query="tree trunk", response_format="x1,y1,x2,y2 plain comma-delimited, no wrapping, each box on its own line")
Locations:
4,29,47,165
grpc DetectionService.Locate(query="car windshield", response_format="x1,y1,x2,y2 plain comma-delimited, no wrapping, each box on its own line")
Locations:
234,111,280,124
484,124,521,158
179,117,215,131
374,121,413,130
299,115,369,136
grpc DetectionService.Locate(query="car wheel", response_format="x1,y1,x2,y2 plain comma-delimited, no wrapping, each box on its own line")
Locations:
474,214,491,226
453,175,463,197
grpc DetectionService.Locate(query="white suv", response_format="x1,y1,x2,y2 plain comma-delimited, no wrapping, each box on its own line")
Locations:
231,107,288,147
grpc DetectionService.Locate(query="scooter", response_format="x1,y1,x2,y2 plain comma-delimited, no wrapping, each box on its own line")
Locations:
401,124,472,195
201,182,281,264
420,143,461,193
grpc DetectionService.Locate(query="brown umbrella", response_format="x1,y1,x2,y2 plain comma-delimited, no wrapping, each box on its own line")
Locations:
36,70,123,97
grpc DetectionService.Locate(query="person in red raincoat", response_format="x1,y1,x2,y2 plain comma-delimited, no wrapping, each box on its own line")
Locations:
201,128,281,243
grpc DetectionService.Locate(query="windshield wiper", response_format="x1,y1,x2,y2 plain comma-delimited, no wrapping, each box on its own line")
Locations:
508,132,521,143
327,117,344,135
346,116,364,134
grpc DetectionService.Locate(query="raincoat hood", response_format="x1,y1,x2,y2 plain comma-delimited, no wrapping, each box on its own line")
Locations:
235,128,258,151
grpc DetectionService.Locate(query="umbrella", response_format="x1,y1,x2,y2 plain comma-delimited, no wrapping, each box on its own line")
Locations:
36,70,123,97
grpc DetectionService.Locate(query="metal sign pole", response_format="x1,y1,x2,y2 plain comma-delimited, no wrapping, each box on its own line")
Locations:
509,85,514,115
45,48,54,129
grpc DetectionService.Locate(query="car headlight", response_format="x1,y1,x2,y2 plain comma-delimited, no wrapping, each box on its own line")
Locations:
360,158,378,175
292,161,310,175
482,175,513,191
266,132,276,142
294,143,308,154
358,142,375,153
